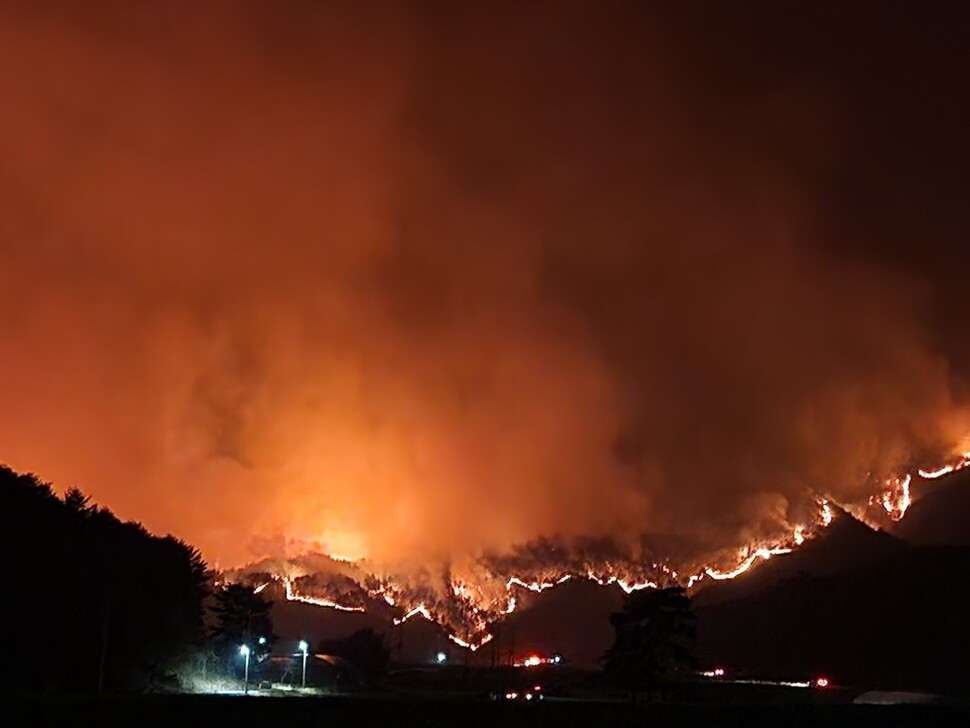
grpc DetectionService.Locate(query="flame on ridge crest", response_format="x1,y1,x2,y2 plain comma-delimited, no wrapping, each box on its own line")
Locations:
254,457,961,652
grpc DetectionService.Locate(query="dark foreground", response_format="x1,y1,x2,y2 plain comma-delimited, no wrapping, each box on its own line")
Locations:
4,695,969,728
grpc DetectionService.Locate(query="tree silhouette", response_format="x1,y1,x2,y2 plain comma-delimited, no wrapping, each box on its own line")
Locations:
0,466,209,693
603,586,698,695
210,582,276,672
319,628,389,680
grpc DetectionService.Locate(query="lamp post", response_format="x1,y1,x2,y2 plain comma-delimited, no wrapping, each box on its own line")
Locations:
299,640,309,689
240,645,251,694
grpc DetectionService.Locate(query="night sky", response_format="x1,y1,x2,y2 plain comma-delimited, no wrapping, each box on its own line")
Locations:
1,2,968,569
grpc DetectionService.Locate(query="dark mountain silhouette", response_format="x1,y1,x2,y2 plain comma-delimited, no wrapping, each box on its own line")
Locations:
489,578,623,668
694,470,970,695
695,543,970,694
247,470,970,693
270,586,390,648
893,469,970,546
265,575,624,669
694,508,910,607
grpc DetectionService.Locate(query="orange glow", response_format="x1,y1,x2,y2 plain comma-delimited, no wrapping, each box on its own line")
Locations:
283,578,365,613
872,475,911,521
2,1,968,627
705,546,793,581
819,499,834,527
448,633,493,651
392,604,435,625
506,575,573,593
514,654,556,667
257,456,964,648
918,452,970,479
815,676,830,688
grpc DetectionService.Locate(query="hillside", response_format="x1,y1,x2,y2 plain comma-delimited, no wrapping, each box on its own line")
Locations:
893,469,970,546
695,543,970,693
694,509,909,607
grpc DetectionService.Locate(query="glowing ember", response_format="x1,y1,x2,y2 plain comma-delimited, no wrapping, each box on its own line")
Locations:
504,596,517,614
918,452,970,479
506,575,572,593
705,546,793,581
873,474,911,521
249,454,965,651
448,632,493,651
283,578,365,612
514,654,557,667
393,604,435,625
686,573,705,588
819,499,834,527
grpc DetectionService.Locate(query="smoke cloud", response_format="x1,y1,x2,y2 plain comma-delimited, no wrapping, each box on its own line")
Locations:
0,2,966,569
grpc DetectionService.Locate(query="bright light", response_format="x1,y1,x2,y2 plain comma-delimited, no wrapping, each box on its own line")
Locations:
552,654,562,664
258,636,267,645
525,693,533,700
815,676,830,688
298,640,309,653
436,651,447,664
239,645,250,656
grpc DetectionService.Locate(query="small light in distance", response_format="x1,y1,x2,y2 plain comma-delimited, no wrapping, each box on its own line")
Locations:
239,645,250,656
258,636,267,645
436,651,447,664
815,676,830,688
552,654,562,664
298,640,308,653
714,667,725,677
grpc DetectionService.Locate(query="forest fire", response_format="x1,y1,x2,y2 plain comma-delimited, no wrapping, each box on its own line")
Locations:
917,452,970,480
875,475,912,522
1,0,967,707
245,454,962,651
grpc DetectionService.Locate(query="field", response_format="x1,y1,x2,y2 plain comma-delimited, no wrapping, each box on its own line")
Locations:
6,693,969,728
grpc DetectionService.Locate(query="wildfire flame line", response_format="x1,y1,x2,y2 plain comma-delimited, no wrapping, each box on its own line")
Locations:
282,577,365,612
265,454,965,651
704,546,793,581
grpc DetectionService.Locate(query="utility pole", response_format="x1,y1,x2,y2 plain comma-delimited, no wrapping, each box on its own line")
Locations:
299,640,309,688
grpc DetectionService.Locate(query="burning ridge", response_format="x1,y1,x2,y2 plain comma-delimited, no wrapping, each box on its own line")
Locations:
225,453,970,650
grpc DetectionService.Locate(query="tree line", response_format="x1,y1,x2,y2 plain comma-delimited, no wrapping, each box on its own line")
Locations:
0,463,699,695
0,465,272,694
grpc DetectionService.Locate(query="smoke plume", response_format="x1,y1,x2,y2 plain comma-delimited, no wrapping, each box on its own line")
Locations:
0,2,966,572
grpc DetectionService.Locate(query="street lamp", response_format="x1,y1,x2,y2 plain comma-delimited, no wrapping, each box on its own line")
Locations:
298,640,309,689
240,645,251,694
